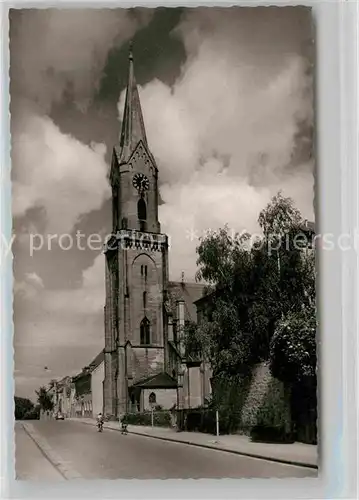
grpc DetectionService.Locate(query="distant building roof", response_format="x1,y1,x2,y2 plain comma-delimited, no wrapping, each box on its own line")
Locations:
168,281,207,322
88,350,104,371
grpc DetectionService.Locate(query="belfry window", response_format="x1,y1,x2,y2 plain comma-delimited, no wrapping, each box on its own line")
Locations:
143,291,147,309
140,317,150,345
137,197,147,232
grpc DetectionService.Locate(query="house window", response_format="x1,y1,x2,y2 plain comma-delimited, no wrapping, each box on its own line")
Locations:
140,317,150,345
143,291,147,309
149,392,156,405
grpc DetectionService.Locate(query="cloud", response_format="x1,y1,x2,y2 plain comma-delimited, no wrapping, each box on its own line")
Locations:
43,252,105,315
12,111,111,234
15,252,105,322
10,9,144,111
14,253,106,396
10,9,154,235
118,7,314,280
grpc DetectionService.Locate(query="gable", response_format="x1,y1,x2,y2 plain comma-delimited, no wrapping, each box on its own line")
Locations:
114,140,157,173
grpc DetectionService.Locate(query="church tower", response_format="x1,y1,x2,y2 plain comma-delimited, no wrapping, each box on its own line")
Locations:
103,44,171,417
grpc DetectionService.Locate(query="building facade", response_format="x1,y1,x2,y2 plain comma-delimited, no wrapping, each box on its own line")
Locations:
103,46,208,418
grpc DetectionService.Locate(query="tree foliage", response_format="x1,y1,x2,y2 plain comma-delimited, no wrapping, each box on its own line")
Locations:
14,397,34,420
35,386,54,412
188,191,316,381
269,305,317,384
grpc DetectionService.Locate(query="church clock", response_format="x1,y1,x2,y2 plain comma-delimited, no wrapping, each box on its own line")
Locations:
132,173,149,192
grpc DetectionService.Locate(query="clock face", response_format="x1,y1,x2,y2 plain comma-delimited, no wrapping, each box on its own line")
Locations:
132,173,149,191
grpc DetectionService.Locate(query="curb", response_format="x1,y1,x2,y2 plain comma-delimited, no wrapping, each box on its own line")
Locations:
21,423,82,480
75,419,318,471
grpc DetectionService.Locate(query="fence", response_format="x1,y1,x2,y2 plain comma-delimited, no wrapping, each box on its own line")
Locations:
124,409,173,428
122,406,316,444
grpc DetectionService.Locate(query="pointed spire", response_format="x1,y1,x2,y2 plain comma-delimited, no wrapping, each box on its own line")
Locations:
119,41,148,159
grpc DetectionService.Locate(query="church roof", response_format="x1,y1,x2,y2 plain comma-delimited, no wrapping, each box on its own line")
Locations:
132,371,178,389
167,281,207,323
116,43,148,164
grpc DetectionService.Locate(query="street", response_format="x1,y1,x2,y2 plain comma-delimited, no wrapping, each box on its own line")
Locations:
15,423,64,480
16,420,317,479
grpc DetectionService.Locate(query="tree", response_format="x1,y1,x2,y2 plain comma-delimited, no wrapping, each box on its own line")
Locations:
258,191,302,240
35,386,54,412
269,302,317,443
269,305,317,384
193,191,315,372
14,397,34,420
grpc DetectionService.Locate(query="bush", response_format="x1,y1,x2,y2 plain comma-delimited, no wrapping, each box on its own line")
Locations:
250,425,293,443
125,410,171,428
181,408,232,435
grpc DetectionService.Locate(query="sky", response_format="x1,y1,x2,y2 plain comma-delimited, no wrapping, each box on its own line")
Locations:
10,7,315,399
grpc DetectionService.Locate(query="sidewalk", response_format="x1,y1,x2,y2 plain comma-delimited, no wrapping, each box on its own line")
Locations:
69,417,318,469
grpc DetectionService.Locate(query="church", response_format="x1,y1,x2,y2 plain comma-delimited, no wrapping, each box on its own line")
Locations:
102,45,211,419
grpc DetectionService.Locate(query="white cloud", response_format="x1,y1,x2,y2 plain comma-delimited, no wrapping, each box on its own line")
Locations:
43,253,105,315
10,9,144,111
12,113,111,234
14,253,106,396
25,272,44,289
118,9,314,280
15,253,105,322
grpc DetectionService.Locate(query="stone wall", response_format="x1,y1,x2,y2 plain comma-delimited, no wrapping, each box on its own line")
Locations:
126,344,164,383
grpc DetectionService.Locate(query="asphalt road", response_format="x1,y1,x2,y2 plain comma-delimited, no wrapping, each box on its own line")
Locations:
15,422,64,480
17,420,317,479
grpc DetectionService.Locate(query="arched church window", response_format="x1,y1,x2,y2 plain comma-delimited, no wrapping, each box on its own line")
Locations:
143,291,147,309
149,392,156,405
141,265,143,276
137,198,147,221
144,265,148,278
140,317,150,345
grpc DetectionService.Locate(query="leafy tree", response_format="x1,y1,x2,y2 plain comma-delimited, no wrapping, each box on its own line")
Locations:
258,191,302,240
14,397,34,420
192,191,315,374
35,386,54,412
183,321,202,361
269,305,317,385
